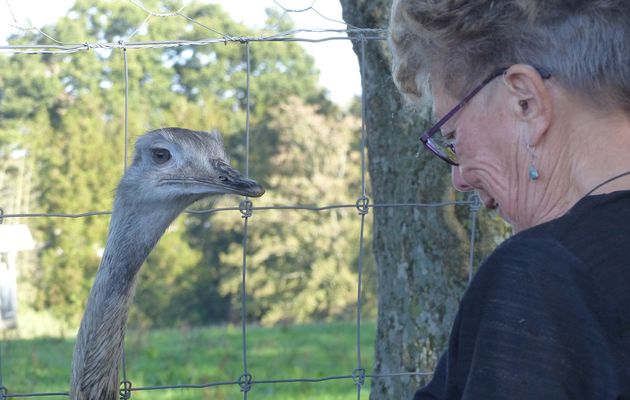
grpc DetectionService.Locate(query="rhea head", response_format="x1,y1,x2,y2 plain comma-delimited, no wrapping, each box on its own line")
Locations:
117,127,265,209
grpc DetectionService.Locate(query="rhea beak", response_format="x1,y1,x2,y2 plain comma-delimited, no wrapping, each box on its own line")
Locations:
222,174,265,197
213,163,265,198
164,165,265,198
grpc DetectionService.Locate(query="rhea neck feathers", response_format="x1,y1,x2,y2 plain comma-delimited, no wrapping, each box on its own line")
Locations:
70,192,188,400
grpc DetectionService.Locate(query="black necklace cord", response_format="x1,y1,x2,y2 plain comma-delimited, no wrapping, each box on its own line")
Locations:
584,170,630,197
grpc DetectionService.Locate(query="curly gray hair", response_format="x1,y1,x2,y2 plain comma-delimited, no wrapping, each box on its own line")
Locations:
389,0,630,111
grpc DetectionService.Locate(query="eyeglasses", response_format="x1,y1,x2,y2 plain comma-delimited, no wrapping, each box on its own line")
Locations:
419,65,552,166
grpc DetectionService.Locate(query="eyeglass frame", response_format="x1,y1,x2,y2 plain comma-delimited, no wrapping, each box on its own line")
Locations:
418,65,552,166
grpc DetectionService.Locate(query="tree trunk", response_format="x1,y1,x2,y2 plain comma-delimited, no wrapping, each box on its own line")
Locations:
339,1,471,398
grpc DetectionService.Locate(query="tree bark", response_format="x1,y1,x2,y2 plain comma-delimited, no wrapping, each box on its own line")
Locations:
339,1,471,398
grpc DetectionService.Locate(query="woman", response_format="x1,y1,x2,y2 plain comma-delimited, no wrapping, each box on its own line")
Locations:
389,1,630,398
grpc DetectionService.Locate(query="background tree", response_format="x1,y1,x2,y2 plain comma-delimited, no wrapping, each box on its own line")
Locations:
216,96,377,324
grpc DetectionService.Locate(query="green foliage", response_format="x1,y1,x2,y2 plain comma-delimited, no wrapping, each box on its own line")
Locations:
0,321,375,399
28,94,122,326
215,97,376,325
0,0,371,328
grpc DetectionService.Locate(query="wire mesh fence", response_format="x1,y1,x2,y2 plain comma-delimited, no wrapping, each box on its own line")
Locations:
0,1,481,398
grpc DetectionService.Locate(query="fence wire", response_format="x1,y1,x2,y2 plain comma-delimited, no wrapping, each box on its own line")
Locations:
0,1,480,398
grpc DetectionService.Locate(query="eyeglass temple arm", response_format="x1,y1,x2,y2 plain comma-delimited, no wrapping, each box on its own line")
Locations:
420,65,551,143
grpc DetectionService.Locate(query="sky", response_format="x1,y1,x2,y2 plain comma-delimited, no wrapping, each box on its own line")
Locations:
0,0,361,105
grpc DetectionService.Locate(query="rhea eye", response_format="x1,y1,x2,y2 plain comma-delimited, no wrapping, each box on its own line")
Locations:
151,148,171,164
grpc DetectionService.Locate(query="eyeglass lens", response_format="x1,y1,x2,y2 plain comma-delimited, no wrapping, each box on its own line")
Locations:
425,134,458,165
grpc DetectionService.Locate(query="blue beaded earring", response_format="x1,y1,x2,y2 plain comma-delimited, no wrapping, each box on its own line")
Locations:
527,143,539,181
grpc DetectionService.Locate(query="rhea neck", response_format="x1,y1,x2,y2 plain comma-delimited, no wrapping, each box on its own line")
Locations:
103,193,188,277
70,189,190,400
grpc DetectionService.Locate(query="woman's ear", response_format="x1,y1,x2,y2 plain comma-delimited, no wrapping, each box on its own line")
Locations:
503,64,553,146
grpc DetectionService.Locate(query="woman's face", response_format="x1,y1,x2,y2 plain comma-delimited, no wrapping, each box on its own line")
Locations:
432,78,533,231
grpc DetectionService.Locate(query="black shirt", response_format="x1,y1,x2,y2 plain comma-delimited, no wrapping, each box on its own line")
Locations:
414,191,630,399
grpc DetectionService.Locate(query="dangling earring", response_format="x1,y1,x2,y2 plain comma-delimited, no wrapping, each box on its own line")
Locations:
527,143,539,181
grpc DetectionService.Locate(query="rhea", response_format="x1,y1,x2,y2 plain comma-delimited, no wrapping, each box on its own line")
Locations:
69,127,264,400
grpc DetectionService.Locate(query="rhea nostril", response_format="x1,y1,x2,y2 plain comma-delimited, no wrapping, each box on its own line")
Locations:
219,175,228,182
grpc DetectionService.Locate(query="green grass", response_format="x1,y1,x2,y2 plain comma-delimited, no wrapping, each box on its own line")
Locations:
1,321,376,399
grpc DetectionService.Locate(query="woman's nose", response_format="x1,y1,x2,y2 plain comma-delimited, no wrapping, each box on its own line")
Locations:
452,166,473,192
